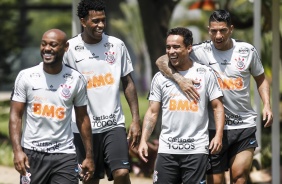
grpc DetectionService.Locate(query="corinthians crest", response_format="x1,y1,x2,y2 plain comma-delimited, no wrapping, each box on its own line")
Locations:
105,51,116,64
235,57,245,70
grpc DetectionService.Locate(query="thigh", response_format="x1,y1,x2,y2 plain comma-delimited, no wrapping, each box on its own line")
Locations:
104,127,130,181
207,130,229,175
227,127,257,160
49,153,78,184
153,153,181,184
180,154,208,184
23,148,50,184
73,133,105,180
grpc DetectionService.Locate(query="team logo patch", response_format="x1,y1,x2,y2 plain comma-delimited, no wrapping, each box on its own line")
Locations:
30,73,41,79
238,46,249,56
196,67,206,74
193,78,202,90
63,73,73,82
104,42,113,49
203,45,212,52
105,51,116,64
235,57,245,70
153,170,158,183
75,44,84,52
60,84,72,98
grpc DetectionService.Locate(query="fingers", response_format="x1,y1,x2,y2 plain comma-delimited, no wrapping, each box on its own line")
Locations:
138,146,148,163
263,114,273,127
209,141,222,154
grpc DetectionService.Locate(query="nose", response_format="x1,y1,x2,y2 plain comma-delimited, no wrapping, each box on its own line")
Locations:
98,21,105,28
215,31,223,39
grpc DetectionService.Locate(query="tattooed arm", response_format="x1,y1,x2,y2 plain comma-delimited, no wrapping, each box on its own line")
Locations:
156,55,200,101
254,73,273,127
209,97,225,154
138,101,161,163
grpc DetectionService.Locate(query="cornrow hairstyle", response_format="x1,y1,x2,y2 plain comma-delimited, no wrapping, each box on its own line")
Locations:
209,9,232,27
167,27,193,47
77,0,106,19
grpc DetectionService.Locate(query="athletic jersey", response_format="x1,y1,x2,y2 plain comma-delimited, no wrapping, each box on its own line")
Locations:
190,39,264,130
149,62,223,155
11,62,87,154
63,33,133,134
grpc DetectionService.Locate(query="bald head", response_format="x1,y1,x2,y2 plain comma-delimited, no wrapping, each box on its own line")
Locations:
40,29,69,67
42,29,68,45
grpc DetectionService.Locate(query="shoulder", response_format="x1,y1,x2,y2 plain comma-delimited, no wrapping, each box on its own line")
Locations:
233,39,257,55
192,40,212,52
104,34,127,50
67,34,80,44
193,62,212,72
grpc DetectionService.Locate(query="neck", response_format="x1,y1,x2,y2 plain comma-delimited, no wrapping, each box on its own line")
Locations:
43,62,63,75
176,58,193,71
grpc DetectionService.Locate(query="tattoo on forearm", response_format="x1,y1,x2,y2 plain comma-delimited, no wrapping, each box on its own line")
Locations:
143,116,155,140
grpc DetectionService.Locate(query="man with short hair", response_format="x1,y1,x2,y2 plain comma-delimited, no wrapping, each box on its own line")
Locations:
139,27,225,184
156,10,273,184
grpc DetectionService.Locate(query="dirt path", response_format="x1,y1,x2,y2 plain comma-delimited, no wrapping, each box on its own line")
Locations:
0,165,152,184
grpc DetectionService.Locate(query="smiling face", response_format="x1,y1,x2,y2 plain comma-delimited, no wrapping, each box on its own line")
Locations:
81,10,106,44
40,29,68,66
208,21,233,51
166,35,192,71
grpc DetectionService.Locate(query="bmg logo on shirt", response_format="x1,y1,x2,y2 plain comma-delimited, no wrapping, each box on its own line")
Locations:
32,103,66,120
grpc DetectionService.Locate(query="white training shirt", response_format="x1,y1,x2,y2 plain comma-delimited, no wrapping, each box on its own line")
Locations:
149,62,223,155
190,39,264,130
63,33,133,134
11,62,88,153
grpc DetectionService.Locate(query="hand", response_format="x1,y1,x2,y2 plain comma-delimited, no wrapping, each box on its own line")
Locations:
138,141,149,163
80,157,95,182
13,150,29,176
127,121,141,148
209,136,222,154
262,107,273,127
177,77,200,101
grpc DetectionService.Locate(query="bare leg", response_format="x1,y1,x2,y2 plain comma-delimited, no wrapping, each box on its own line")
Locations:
229,148,254,184
82,178,100,184
112,169,131,184
207,173,225,184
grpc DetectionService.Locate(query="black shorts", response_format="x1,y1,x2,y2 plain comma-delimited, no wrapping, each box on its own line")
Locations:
73,127,130,181
22,148,78,184
207,127,258,174
153,153,208,184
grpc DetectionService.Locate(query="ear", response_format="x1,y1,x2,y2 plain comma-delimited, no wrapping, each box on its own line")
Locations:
230,25,234,33
64,42,69,52
80,18,86,28
187,45,192,53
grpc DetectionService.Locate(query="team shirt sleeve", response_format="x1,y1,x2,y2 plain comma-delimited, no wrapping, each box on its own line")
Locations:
11,71,27,103
73,74,88,107
249,47,264,77
206,69,223,101
148,73,162,102
120,43,134,77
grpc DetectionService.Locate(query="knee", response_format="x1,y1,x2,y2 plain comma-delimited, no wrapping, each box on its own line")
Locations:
231,172,249,184
113,169,129,179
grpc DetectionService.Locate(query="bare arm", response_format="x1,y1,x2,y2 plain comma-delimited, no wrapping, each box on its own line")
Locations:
254,73,273,127
75,105,94,181
156,55,199,100
121,73,141,148
209,97,225,154
138,101,160,162
9,101,29,176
